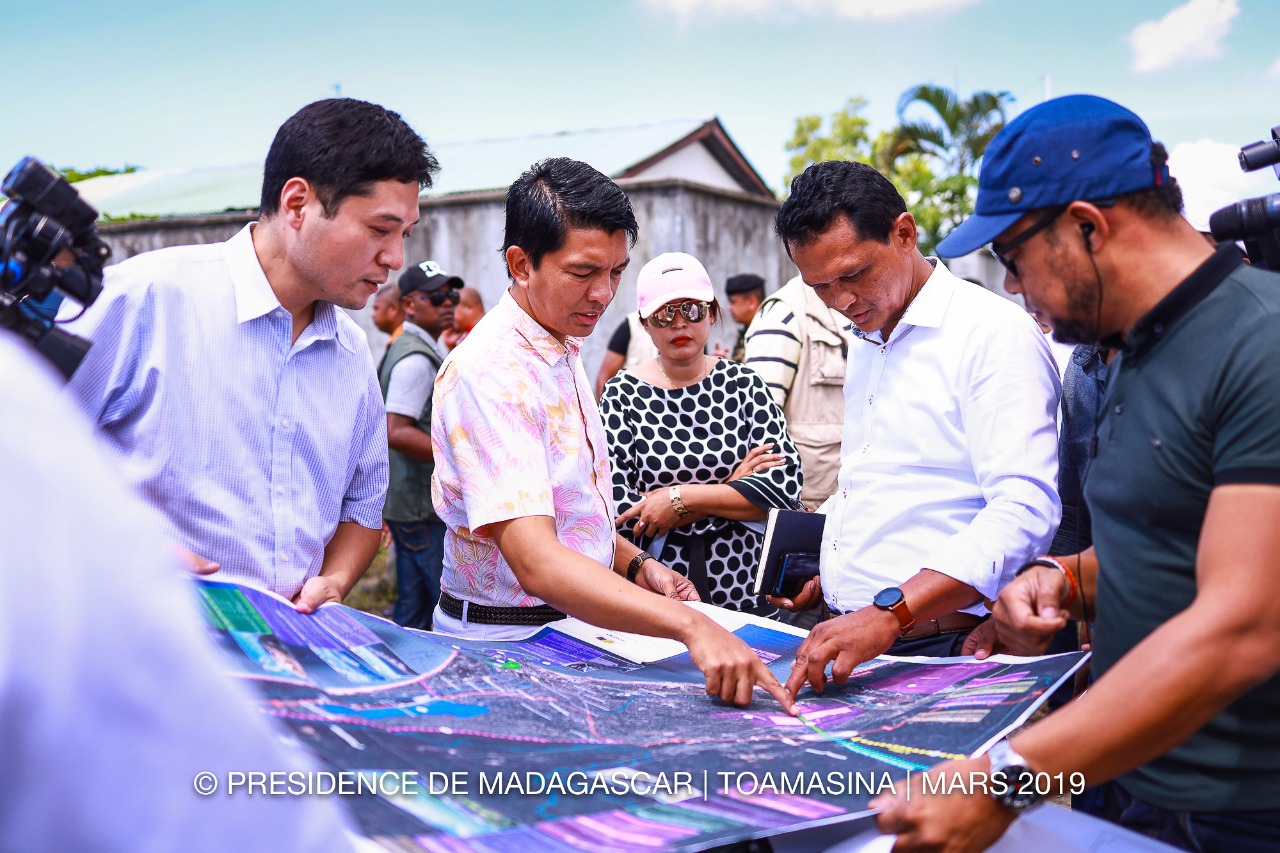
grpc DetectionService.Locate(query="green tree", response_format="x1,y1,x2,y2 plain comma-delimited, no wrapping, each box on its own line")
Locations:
56,164,139,183
783,98,954,254
890,84,1011,180
783,97,873,188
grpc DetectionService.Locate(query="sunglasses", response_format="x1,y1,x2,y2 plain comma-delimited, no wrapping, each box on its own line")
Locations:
416,288,461,307
991,206,1067,279
646,300,710,327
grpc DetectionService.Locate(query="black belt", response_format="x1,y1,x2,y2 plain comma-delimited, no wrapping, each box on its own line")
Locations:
439,592,564,627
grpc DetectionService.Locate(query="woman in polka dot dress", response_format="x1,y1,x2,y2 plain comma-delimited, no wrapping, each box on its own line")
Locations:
600,252,803,613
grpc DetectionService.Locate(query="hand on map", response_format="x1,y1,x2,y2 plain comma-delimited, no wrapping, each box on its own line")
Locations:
870,755,1017,853
637,559,701,601
685,618,797,714
784,606,899,699
293,575,344,614
767,574,823,612
170,544,221,575
960,619,1008,659
988,566,1070,656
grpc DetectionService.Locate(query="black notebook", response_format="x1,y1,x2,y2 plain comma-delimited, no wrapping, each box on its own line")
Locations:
753,508,826,598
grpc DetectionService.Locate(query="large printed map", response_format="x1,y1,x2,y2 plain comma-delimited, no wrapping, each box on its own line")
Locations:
197,578,1088,852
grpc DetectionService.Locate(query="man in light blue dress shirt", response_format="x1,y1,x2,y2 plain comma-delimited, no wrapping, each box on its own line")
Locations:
63,98,440,612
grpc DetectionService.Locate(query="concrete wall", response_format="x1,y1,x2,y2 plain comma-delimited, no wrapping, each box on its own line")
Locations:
98,178,795,380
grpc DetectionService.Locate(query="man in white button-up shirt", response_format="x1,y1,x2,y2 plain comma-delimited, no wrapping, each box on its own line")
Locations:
64,98,440,613
769,161,1060,699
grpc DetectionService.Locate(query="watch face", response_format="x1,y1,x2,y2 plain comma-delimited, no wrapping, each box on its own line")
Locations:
993,765,1040,811
874,588,904,609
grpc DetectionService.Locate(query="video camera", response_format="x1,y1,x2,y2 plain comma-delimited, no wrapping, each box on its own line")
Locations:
0,157,110,377
1209,126,1280,272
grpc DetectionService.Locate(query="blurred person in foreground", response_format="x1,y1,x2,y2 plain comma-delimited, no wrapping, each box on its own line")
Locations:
430,158,795,713
0,331,355,852
601,252,802,614
872,94,1280,853
61,98,438,612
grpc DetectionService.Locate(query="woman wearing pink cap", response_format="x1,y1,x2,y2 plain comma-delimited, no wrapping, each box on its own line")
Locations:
600,252,802,613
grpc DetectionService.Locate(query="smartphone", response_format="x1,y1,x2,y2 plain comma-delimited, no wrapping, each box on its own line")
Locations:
773,552,820,598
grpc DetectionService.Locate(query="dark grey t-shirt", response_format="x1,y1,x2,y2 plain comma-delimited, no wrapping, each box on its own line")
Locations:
1087,245,1280,811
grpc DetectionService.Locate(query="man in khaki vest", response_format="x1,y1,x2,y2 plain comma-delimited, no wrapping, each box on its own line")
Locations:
744,275,854,510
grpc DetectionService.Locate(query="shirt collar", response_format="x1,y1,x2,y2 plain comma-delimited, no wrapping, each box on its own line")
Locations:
855,257,951,344
402,320,449,357
1106,243,1242,356
227,224,282,324
226,223,352,353
498,289,579,365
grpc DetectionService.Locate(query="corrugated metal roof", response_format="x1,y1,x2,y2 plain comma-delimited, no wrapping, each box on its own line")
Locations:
77,117,712,218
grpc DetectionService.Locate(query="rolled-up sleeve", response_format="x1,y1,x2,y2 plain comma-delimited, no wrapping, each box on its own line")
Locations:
921,323,1062,602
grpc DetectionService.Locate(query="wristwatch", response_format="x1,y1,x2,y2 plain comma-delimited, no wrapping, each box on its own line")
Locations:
987,737,1042,812
872,587,915,635
627,551,653,584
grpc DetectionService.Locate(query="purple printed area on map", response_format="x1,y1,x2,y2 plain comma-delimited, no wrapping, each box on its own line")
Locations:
864,661,999,694
536,809,701,848
240,588,335,648
311,605,383,647
530,632,620,666
413,834,475,853
721,789,845,819
933,695,1008,710
715,704,865,729
966,672,1035,688
681,795,796,828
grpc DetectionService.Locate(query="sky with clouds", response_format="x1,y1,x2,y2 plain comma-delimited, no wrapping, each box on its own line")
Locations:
7,0,1277,226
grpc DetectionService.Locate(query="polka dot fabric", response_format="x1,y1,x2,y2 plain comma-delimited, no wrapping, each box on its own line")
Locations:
600,360,803,610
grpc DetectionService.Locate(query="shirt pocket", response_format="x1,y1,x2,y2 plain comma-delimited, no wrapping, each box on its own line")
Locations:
806,321,847,386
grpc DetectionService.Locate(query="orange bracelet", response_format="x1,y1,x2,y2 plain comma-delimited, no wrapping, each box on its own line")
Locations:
1015,556,1078,611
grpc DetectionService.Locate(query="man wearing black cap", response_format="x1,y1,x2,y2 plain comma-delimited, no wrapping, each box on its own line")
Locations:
378,259,461,629
724,273,765,362
870,95,1280,852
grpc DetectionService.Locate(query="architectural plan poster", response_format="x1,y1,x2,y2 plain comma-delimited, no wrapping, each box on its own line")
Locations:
195,578,1088,852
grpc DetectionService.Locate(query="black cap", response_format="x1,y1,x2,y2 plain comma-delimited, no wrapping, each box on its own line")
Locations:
399,260,464,297
725,273,765,295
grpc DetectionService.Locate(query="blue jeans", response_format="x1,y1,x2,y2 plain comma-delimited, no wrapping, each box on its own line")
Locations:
387,519,446,631
1076,780,1280,852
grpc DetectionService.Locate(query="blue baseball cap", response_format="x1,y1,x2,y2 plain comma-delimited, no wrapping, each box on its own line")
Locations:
937,95,1169,258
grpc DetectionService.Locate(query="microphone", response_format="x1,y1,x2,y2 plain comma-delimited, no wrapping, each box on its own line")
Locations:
1209,193,1280,242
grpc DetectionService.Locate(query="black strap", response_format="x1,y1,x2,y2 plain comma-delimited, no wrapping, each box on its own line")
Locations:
666,530,712,602
439,592,564,627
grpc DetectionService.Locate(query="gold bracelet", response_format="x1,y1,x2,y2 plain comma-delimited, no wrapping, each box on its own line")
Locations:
669,485,690,517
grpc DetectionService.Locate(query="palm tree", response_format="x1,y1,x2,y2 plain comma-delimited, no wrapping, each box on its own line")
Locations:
887,85,1013,179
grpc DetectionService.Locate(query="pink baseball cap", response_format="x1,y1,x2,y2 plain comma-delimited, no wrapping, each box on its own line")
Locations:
636,252,715,319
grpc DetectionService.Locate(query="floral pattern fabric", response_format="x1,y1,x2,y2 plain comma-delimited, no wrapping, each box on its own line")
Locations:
431,291,616,608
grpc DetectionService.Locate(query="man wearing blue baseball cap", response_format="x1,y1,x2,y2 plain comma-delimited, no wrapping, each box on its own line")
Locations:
870,94,1280,852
